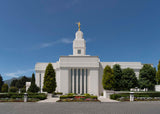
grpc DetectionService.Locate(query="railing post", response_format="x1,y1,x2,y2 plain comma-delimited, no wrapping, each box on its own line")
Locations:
130,92,134,102
24,93,28,102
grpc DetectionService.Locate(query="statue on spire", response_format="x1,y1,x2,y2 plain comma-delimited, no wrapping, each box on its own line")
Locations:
77,22,81,31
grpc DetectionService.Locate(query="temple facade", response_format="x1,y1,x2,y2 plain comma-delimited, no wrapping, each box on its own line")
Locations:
35,25,150,96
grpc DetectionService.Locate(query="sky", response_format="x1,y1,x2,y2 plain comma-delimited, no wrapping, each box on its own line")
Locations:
0,0,160,80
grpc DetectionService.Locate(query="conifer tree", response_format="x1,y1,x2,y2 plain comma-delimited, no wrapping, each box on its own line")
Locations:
43,63,57,93
121,68,138,90
139,64,156,90
102,65,115,90
156,60,160,84
0,74,4,92
113,64,122,91
28,73,39,93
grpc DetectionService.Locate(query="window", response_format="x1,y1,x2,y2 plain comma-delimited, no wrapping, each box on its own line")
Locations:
77,50,81,54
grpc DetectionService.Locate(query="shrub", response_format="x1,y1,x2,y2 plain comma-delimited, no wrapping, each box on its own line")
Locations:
0,93,47,100
60,95,70,99
21,88,26,93
110,94,122,100
90,96,97,99
9,87,18,93
84,93,90,97
28,93,47,100
110,92,160,100
54,92,63,95
1,84,8,93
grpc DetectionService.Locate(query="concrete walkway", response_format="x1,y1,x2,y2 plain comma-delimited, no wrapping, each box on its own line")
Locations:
38,97,59,103
38,94,59,103
38,97,119,103
98,97,119,102
38,94,119,103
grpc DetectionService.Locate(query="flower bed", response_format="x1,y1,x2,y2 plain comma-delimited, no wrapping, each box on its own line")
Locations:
57,93,99,102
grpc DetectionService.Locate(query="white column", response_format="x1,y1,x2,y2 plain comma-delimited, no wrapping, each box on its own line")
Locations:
84,69,86,94
86,69,88,94
70,69,72,93
40,73,42,93
72,69,75,93
76,68,78,94
80,69,82,94
72,69,74,93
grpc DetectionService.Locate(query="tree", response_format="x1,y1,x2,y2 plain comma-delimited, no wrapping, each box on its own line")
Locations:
139,64,156,90
9,87,18,93
0,74,4,92
113,64,122,91
10,76,31,89
10,79,18,87
156,60,160,84
121,68,138,91
28,73,39,93
102,65,115,90
43,63,57,93
1,84,8,93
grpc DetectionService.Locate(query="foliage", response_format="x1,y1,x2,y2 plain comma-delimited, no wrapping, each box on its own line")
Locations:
28,93,47,100
113,64,123,91
43,63,57,93
9,87,18,93
10,79,18,87
1,84,8,93
110,92,160,100
20,88,26,93
28,73,39,93
54,92,63,95
156,60,160,84
139,64,156,90
121,68,138,91
102,65,115,90
0,93,47,100
0,74,4,92
10,76,31,89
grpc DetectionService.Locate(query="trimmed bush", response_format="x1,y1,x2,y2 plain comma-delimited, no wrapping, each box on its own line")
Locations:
1,84,8,92
60,95,70,99
21,88,26,93
0,93,47,100
110,92,160,100
54,92,63,95
9,87,18,93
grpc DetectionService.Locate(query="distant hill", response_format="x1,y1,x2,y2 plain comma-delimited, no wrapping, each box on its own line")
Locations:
4,76,31,86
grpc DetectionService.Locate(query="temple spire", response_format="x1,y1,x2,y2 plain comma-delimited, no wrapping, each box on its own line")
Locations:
77,22,81,31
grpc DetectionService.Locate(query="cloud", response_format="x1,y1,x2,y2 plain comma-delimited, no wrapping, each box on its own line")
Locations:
61,38,73,44
39,38,72,49
4,69,34,78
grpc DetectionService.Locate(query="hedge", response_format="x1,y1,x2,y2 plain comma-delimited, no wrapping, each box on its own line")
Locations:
0,93,47,100
110,92,160,100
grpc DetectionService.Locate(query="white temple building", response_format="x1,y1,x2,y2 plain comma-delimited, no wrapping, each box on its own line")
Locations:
35,23,150,96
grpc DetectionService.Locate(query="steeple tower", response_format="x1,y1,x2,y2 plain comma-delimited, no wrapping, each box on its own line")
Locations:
73,22,86,56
